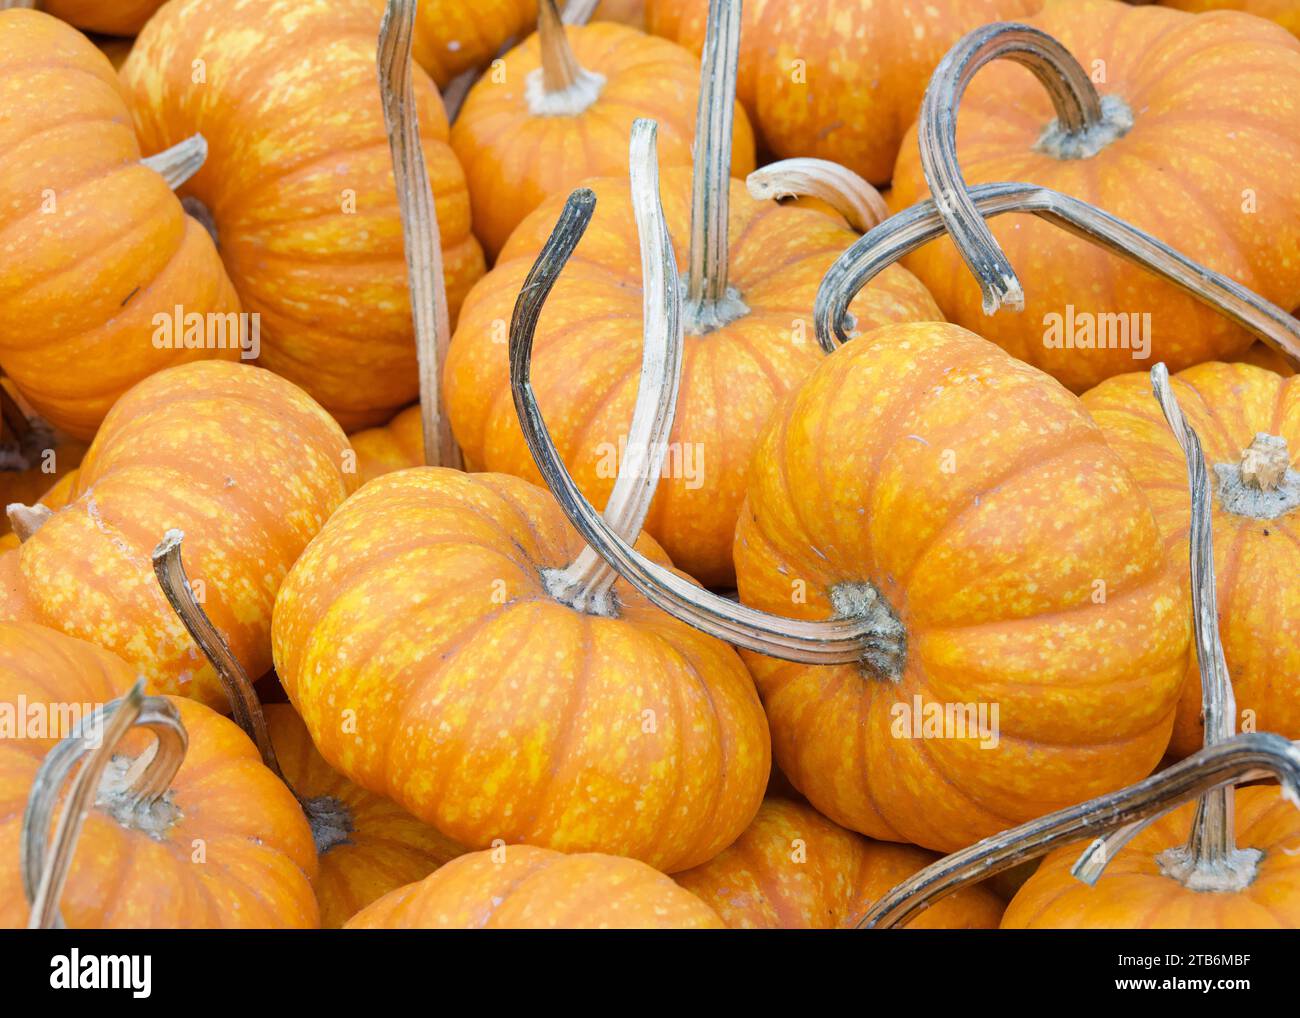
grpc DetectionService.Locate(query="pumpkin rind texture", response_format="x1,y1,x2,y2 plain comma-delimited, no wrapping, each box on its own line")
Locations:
120,0,486,431
646,0,1043,184
1082,362,1300,757
0,361,358,710
446,168,942,587
0,10,243,440
675,797,1005,928
41,0,166,37
0,622,319,929
272,467,770,873
733,322,1188,853
349,405,425,485
1003,786,1300,927
890,0,1300,392
345,844,724,928
1160,0,1300,37
451,20,757,259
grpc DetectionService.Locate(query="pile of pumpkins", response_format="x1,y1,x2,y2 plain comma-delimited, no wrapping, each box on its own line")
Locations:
1,0,1298,930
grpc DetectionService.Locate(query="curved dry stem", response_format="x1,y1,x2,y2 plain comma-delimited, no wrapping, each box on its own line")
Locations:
509,198,893,664
857,732,1300,929
561,0,600,24
141,134,209,191
7,502,52,542
22,681,187,929
379,0,460,469
746,158,890,234
530,0,605,115
0,1,38,9
918,22,1132,314
684,0,747,334
542,121,683,616
814,182,1300,371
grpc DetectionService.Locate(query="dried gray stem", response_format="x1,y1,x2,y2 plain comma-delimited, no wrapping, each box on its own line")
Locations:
141,134,209,191
746,158,890,233
561,0,599,23
7,502,52,542
529,0,605,116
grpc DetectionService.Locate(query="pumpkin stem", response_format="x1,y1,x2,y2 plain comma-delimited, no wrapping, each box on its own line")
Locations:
530,0,605,116
561,0,599,24
21,681,188,929
917,22,1132,316
746,158,890,234
520,121,682,617
1214,433,1300,520
813,181,1300,367
683,0,748,335
378,0,461,470
7,502,52,542
856,732,1300,929
141,133,209,191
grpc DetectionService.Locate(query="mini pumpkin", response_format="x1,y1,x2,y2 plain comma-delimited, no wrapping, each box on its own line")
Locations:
451,0,755,259
1160,0,1300,37
40,0,164,36
346,844,724,929
0,9,241,440
890,1,1300,391
349,405,425,485
120,0,486,430
674,797,1004,928
0,361,357,709
1236,340,1297,377
0,622,318,928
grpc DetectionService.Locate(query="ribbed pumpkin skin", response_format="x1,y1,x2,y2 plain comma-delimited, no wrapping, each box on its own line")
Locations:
1236,342,1297,377
120,0,486,431
41,0,164,37
446,169,942,587
1161,0,1300,36
451,22,756,259
1003,786,1300,927
383,0,536,88
1082,363,1300,757
273,467,770,873
646,0,1041,184
0,10,241,440
0,623,318,929
675,798,1005,928
0,362,358,710
346,845,724,928
349,405,424,485
891,0,1300,393
265,704,463,929
733,322,1188,853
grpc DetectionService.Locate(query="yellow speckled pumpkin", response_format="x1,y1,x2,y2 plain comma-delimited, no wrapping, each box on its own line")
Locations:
1082,362,1300,756
346,844,724,928
120,0,486,430
733,321,1188,853
0,622,318,929
1236,341,1298,377
0,361,357,710
891,0,1300,392
1160,0,1300,37
273,467,770,873
348,405,425,484
675,797,1004,928
647,0,1041,184
0,10,241,440
451,2,755,259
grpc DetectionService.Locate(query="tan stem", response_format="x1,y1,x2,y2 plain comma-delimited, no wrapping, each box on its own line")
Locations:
7,502,52,541
141,133,209,191
529,0,605,115
1239,434,1290,491
378,0,461,469
561,0,600,23
0,1,39,9
746,158,890,234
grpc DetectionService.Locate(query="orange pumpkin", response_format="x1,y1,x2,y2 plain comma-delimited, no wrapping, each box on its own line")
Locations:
349,405,425,484
1236,340,1297,377
451,0,756,259
41,0,164,36
0,622,318,928
0,361,357,709
346,844,724,928
1082,362,1300,756
674,797,1004,928
120,0,486,431
1160,0,1300,37
0,9,241,440
890,0,1300,392
384,0,537,88
646,0,1041,184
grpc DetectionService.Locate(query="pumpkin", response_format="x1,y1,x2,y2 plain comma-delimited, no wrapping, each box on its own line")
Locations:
383,0,537,89
646,0,1041,184
40,0,163,36
890,1,1300,392
0,9,242,440
1160,0,1300,37
0,621,318,928
0,381,85,535
0,360,358,710
349,405,425,485
1082,362,1300,756
674,797,1004,928
120,0,486,431
346,844,724,928
94,36,136,70
447,0,941,587
1236,340,1297,377
451,0,756,259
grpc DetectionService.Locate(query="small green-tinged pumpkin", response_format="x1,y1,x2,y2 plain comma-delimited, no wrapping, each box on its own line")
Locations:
346,844,724,928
